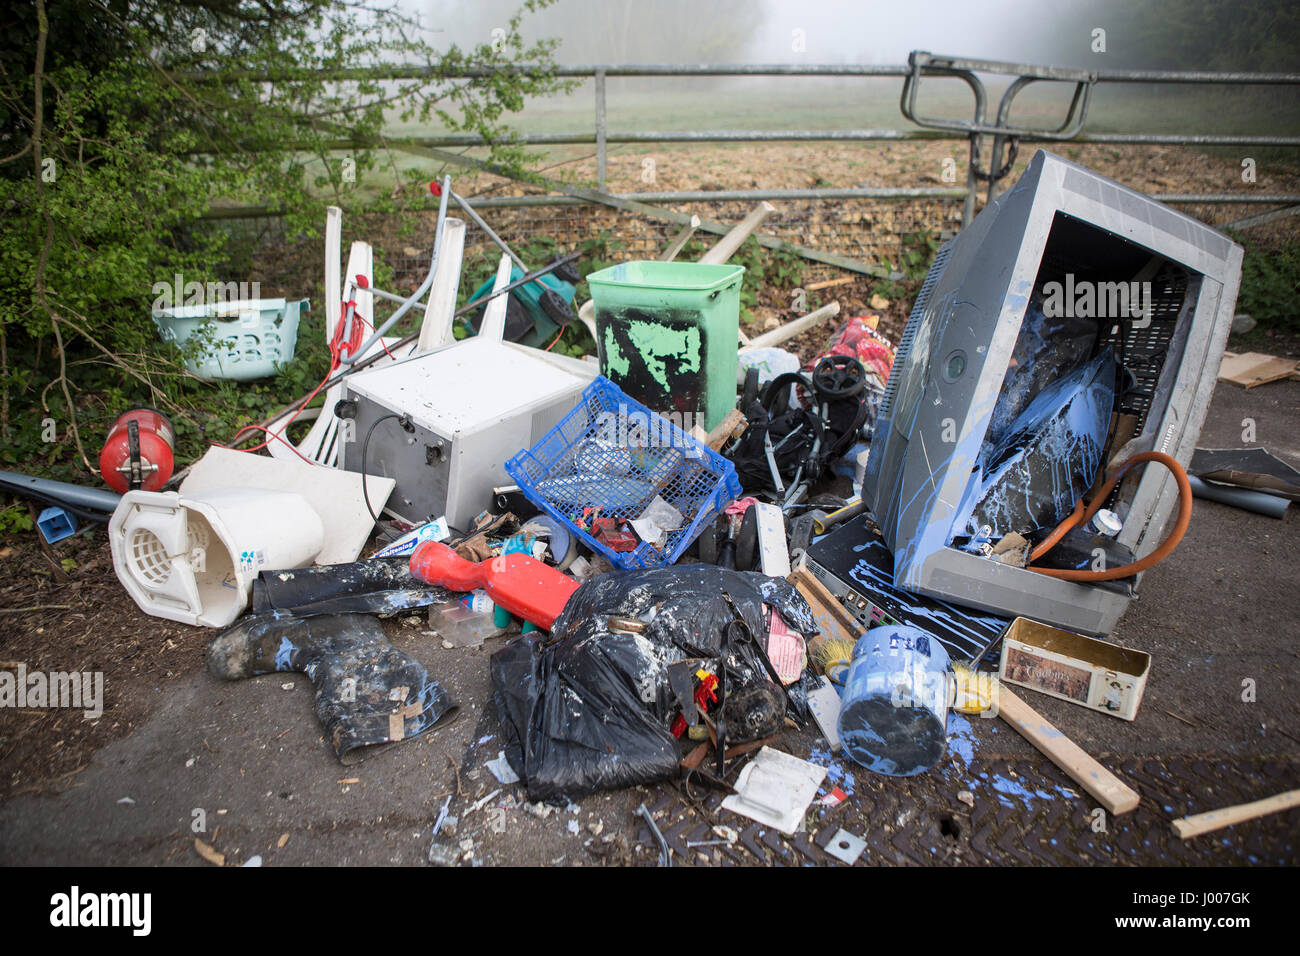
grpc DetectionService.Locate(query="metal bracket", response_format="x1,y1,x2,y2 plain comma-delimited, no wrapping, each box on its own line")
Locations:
901,51,1099,209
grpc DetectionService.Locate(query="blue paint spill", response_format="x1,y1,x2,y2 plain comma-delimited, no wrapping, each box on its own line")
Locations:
946,712,976,764
963,348,1116,541
809,744,856,797
986,773,1076,808
274,636,295,671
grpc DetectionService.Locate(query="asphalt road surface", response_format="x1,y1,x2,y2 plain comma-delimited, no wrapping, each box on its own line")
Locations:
1,379,1296,867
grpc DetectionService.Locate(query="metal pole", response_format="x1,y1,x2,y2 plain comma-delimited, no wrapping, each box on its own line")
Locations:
595,68,608,192
964,133,979,226
451,191,527,271
338,174,450,363
177,62,1300,82
197,187,1298,221
1220,203,1300,231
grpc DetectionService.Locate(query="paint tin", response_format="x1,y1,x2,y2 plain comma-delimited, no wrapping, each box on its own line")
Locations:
1084,508,1123,537
837,625,950,777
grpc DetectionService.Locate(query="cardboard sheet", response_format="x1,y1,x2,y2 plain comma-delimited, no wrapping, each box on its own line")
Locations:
721,746,827,835
1218,351,1300,389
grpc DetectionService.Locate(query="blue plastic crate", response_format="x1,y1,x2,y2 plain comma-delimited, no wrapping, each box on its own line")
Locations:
506,376,741,570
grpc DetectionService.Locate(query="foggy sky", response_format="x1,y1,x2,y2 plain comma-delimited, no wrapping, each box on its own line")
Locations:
407,0,1107,67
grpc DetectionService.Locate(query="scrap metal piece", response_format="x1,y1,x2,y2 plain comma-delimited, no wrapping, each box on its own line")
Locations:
636,803,672,867
806,676,843,752
825,828,867,865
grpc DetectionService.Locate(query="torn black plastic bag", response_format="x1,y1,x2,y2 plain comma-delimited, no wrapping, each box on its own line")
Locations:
490,567,816,803
207,611,457,764
251,558,452,618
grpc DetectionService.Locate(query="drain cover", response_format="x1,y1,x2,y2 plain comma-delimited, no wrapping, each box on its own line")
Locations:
825,828,866,865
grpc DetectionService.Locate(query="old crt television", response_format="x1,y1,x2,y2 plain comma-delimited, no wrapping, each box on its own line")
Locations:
862,150,1242,636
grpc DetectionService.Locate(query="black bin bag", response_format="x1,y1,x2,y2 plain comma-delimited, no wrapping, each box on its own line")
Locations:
490,566,816,803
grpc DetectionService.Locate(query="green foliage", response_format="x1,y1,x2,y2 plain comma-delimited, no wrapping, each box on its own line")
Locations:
895,231,941,281
546,323,596,359
1230,234,1300,335
719,237,805,322
575,230,628,293
874,230,939,301
0,502,35,537
0,0,572,482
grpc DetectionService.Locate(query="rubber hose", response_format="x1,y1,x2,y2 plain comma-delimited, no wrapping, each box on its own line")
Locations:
1028,451,1193,582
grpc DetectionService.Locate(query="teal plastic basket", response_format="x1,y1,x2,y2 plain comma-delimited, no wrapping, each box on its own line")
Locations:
153,298,307,381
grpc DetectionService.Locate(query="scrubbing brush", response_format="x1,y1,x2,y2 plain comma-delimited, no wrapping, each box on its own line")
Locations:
815,638,856,690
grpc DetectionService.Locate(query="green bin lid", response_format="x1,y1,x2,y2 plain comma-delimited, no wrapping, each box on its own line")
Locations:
586,261,744,292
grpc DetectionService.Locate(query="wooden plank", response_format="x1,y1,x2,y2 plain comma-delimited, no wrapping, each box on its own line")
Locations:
805,276,856,292
788,565,862,661
994,687,1141,815
1171,789,1300,839
704,408,747,451
1218,351,1300,388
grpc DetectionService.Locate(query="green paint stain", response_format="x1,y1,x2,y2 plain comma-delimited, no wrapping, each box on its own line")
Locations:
625,320,701,390
601,325,630,378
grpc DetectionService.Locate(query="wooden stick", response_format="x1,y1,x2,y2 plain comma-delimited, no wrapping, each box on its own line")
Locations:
704,408,747,451
787,565,862,662
995,687,1140,815
724,735,779,760
659,215,701,262
806,276,855,292
742,301,841,351
681,742,710,772
1171,789,1300,839
699,202,776,266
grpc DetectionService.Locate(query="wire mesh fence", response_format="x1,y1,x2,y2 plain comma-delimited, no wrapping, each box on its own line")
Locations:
203,194,969,307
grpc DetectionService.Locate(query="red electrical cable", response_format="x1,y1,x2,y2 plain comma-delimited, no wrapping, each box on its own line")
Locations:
217,424,319,464
220,298,359,458
354,313,396,360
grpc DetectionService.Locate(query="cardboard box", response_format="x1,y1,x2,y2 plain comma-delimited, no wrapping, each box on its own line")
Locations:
997,617,1150,721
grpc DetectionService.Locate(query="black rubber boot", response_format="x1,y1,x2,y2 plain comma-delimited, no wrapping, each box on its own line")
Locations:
207,611,457,764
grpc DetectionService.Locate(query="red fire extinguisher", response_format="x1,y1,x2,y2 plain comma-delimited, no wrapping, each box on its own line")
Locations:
99,408,176,493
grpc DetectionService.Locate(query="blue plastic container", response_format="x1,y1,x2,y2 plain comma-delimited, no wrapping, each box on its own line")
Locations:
36,506,77,544
505,376,741,570
838,625,951,777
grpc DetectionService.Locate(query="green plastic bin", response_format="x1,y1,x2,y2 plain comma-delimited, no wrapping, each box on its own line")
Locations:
586,261,744,432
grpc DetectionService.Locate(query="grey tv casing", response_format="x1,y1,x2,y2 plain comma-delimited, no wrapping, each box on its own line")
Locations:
863,150,1242,636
